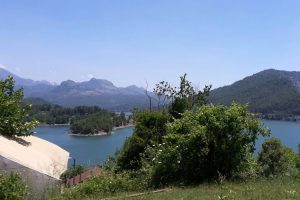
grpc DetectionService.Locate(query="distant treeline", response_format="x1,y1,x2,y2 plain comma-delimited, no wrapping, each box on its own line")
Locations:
257,113,300,122
26,102,132,134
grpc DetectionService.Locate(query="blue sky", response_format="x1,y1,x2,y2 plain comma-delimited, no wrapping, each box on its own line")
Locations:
1,0,300,89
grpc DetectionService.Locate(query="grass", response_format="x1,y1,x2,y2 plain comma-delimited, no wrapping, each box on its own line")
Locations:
136,177,300,200
55,177,300,200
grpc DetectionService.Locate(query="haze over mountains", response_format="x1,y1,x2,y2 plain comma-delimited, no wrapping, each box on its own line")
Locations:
0,68,151,111
2,68,300,115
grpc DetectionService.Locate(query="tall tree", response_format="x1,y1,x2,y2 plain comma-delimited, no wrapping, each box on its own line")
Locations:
0,76,38,137
154,73,211,118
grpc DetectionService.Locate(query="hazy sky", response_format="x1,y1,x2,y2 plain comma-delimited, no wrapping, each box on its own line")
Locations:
1,0,300,88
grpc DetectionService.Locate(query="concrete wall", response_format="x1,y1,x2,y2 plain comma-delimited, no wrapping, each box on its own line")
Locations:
0,155,61,195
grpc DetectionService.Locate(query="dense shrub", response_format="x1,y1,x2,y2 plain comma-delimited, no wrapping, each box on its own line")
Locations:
231,146,262,180
117,111,169,170
145,104,269,185
258,138,296,177
0,173,28,200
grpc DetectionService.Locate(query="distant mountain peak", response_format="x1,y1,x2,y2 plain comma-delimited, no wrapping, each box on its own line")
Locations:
0,68,53,86
125,85,145,92
88,78,114,86
61,80,77,86
0,68,154,111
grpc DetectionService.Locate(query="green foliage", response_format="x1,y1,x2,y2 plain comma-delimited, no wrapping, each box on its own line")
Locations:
134,111,169,144
258,138,296,177
169,98,189,119
59,171,149,200
154,74,211,119
27,100,129,134
146,104,269,185
117,111,169,170
117,135,145,170
70,112,114,134
232,147,262,180
0,76,38,136
60,165,88,182
296,144,300,169
27,104,105,125
113,112,127,127
0,173,28,200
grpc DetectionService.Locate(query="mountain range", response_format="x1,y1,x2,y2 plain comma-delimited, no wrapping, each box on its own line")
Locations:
2,68,300,115
0,68,152,111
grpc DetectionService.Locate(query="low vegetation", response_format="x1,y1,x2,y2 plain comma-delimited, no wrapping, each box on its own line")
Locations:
137,177,300,200
0,173,28,200
58,171,150,200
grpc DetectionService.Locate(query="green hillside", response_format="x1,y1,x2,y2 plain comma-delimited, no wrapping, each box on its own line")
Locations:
210,69,300,117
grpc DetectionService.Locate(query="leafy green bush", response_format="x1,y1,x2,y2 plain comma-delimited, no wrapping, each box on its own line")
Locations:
0,173,28,200
145,104,269,185
117,111,169,171
232,146,262,180
258,138,296,177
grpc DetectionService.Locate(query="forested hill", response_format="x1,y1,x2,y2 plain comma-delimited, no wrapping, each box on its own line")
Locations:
210,69,300,117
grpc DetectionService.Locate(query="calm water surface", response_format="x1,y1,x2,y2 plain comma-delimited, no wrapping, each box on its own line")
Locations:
34,120,300,166
257,120,300,152
34,126,134,166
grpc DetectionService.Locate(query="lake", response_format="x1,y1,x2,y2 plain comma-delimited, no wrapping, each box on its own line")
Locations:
34,126,134,166
257,120,300,152
34,120,300,167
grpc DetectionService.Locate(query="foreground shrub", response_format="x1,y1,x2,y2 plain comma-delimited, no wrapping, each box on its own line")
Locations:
232,146,262,180
145,104,269,185
0,173,28,200
60,171,150,199
117,111,169,171
258,138,296,177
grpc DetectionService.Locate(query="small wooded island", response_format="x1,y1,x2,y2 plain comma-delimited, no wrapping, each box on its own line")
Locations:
25,101,134,136
70,111,133,136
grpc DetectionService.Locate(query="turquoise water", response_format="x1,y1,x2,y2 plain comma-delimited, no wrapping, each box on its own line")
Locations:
34,120,300,166
34,126,134,166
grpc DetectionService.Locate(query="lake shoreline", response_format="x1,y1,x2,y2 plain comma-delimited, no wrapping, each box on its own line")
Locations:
68,124,135,137
38,124,70,127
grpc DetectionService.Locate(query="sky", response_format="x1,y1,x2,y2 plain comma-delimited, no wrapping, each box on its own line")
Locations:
1,0,300,89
